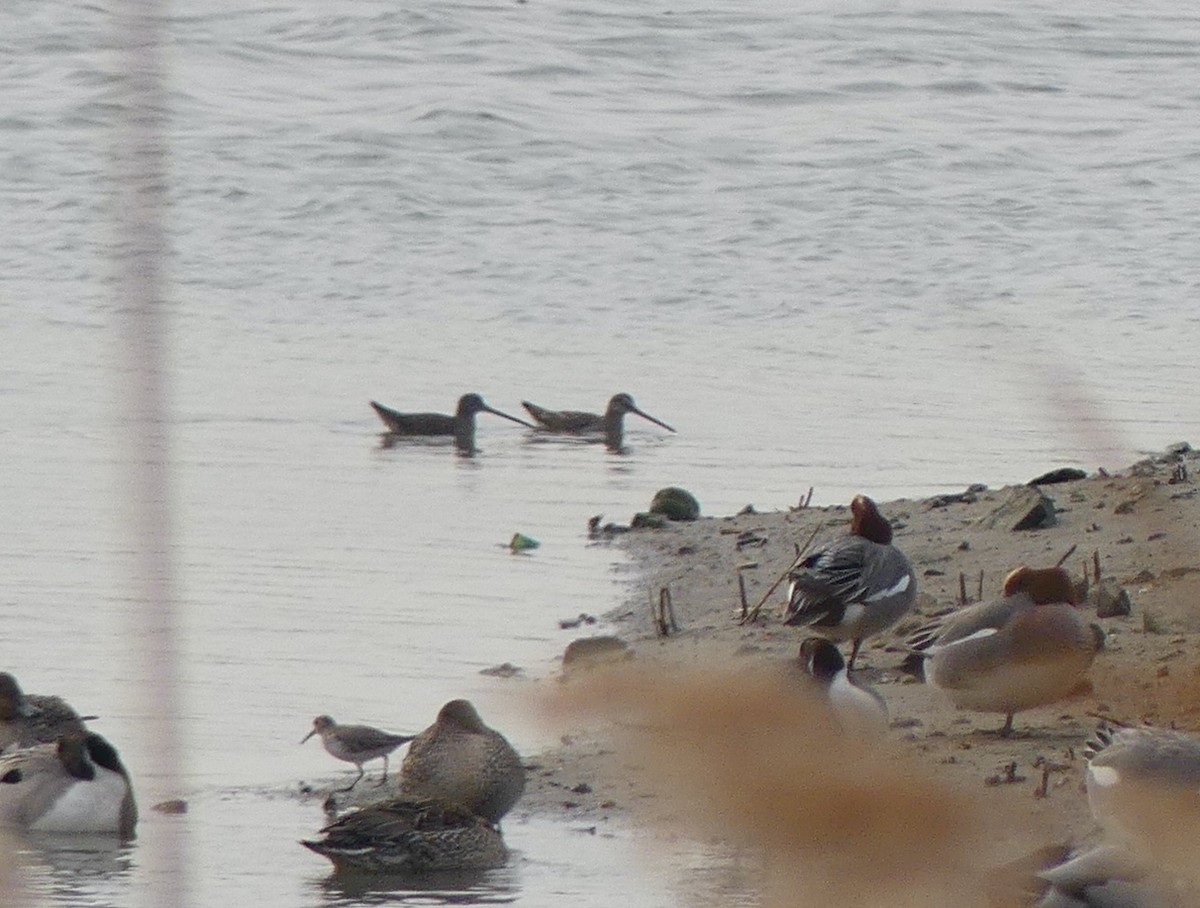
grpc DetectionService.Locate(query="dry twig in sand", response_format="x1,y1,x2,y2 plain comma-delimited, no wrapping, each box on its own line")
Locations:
740,520,824,624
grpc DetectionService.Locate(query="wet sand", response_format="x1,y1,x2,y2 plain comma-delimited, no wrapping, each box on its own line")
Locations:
518,444,1200,892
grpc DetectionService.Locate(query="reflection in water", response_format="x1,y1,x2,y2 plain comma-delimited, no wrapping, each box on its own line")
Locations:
296,810,760,908
15,833,135,906
310,861,519,906
663,839,762,908
376,434,459,453
506,820,761,908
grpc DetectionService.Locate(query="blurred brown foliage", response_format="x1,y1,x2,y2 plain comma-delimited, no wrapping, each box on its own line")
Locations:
550,664,1014,908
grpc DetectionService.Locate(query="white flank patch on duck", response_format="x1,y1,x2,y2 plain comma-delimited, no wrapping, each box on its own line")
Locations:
841,603,866,626
1088,765,1122,789
32,771,127,833
865,573,911,602
829,674,887,726
941,627,999,649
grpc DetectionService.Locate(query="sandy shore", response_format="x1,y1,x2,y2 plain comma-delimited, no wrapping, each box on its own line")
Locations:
518,444,1200,882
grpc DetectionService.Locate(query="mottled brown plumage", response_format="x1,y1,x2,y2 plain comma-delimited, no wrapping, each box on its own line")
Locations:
398,700,524,825
0,673,90,753
301,796,506,874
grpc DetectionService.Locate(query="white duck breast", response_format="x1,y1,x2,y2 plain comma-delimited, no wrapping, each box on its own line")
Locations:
797,637,888,736
827,672,889,734
31,767,130,833
0,733,136,836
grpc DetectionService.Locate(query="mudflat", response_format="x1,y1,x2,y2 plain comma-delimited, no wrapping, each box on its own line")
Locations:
522,445,1200,903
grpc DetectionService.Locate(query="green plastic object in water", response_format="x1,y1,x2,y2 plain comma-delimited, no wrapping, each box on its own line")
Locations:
509,533,540,552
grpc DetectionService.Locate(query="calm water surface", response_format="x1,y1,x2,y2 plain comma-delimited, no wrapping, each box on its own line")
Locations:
2,0,1199,905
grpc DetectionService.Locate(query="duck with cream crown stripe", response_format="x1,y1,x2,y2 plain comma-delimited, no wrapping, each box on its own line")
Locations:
783,495,917,670
911,566,1104,736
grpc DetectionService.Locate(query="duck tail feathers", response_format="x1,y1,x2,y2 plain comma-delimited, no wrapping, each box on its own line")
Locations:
1083,723,1116,762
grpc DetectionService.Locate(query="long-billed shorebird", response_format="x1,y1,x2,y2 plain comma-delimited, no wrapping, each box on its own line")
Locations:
302,715,415,792
369,394,534,452
0,672,91,753
521,392,675,451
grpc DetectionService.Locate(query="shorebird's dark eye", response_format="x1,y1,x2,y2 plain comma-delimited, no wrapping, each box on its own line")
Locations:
0,769,21,784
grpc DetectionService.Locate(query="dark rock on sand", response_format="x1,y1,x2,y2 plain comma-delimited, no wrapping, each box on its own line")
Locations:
480,662,524,678
1028,467,1088,486
630,512,671,529
976,486,1055,532
562,636,633,674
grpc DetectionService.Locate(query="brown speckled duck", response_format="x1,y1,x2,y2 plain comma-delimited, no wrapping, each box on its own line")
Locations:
0,673,90,753
397,700,524,826
301,796,506,875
